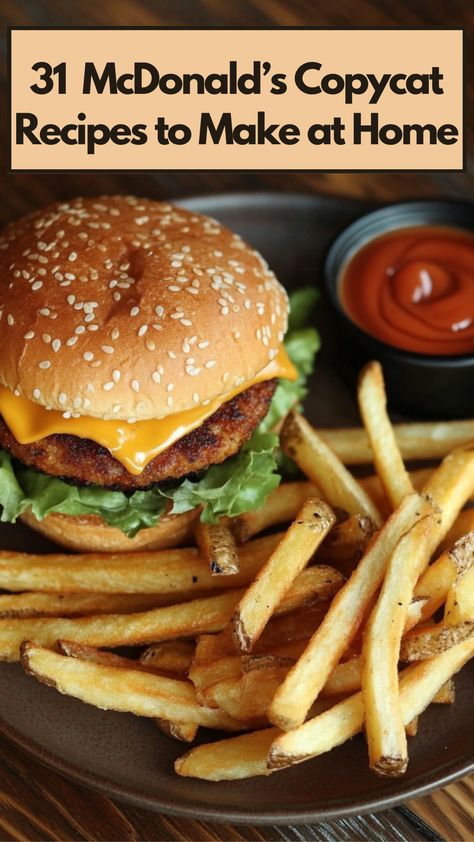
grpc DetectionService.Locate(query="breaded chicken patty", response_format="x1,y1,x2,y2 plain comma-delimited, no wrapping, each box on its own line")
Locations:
0,380,276,491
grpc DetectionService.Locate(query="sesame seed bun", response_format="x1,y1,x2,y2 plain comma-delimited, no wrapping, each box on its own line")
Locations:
0,196,289,421
20,508,200,553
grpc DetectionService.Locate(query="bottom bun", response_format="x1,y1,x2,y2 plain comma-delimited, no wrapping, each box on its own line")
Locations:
20,508,200,553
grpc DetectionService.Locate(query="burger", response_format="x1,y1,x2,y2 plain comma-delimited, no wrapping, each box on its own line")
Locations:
0,196,318,551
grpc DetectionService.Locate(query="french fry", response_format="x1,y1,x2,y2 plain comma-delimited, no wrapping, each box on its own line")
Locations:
357,362,414,509
405,717,419,737
155,718,198,743
400,621,474,661
281,412,382,525
20,641,247,730
422,445,474,556
318,420,474,466
190,655,244,706
176,728,280,781
433,679,455,704
316,514,376,575
57,640,199,742
195,521,239,575
205,666,289,720
0,533,281,595
269,639,474,771
139,641,195,675
415,533,474,623
0,566,339,662
362,512,435,776
232,482,318,542
232,498,336,653
444,563,474,625
269,493,422,731
0,591,205,618
438,509,474,553
359,467,434,514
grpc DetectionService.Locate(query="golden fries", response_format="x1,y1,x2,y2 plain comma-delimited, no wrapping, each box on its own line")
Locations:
357,362,414,509
232,482,318,542
269,639,474,772
139,641,195,675
433,679,455,705
362,512,435,776
444,551,474,625
422,445,474,556
0,564,340,662
0,591,186,618
0,533,281,595
20,641,247,730
195,520,239,575
316,514,376,575
281,412,382,525
269,493,422,731
155,718,198,743
415,533,474,622
400,621,474,661
232,498,336,653
318,420,474,465
176,728,280,781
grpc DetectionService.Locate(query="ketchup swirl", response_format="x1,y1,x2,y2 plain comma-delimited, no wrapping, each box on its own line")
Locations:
340,226,474,356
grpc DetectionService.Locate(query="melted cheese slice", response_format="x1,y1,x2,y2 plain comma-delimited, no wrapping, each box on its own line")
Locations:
0,347,297,475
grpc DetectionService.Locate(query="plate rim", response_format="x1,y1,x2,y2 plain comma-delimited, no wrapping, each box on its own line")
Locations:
1,712,473,824
1,189,473,824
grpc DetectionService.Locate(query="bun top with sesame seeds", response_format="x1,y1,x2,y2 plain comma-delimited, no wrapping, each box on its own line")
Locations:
0,196,289,421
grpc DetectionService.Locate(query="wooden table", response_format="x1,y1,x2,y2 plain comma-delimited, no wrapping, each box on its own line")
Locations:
0,1,473,839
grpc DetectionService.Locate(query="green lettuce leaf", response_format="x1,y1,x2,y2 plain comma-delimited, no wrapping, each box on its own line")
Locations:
0,288,319,536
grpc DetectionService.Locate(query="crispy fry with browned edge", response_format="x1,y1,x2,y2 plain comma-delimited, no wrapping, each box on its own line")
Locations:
20,641,250,731
316,514,376,576
318,420,474,466
0,533,281,595
206,666,289,720
400,621,474,661
438,510,474,553
269,639,474,772
269,493,422,731
357,361,414,509
232,498,336,653
433,679,455,704
405,717,419,737
232,482,318,542
56,639,198,741
415,533,474,623
0,565,341,663
0,592,193,618
444,547,474,625
174,640,474,779
281,412,382,525
176,728,280,780
422,445,474,556
362,511,435,776
195,521,239,575
139,641,194,675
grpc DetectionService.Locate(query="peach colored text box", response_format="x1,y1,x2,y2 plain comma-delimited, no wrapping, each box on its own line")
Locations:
10,28,463,171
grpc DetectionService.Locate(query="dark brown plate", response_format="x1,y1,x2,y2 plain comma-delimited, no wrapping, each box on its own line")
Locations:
0,192,472,824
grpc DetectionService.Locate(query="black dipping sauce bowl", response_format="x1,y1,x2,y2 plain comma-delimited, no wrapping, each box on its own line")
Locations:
324,200,474,419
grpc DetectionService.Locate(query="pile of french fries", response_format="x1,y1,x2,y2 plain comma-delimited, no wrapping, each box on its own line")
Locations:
2,360,474,781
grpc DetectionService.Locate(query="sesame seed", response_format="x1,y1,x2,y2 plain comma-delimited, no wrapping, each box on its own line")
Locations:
166,383,175,392
113,292,121,302
138,325,148,337
83,351,94,361
146,339,156,351
134,216,149,225
75,326,86,335
66,336,78,347
152,371,161,383
33,388,41,400
103,382,114,391
7,315,14,326
111,328,120,340
67,295,76,305
198,341,209,349
42,333,51,343
58,392,67,404
68,252,77,262
101,345,114,354
39,308,50,316
168,351,176,359
52,339,61,352
193,392,200,403
130,306,140,317
39,360,51,369
131,379,140,393
112,369,121,383
73,397,82,409
64,272,75,281
84,313,95,323
205,360,216,368
168,285,180,292
155,305,164,317
180,318,192,327
167,396,173,407
24,331,34,340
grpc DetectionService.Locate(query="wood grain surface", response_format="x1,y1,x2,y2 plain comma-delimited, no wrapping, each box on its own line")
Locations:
0,1,473,840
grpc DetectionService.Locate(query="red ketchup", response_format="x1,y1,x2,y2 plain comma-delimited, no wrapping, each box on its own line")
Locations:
340,226,474,356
